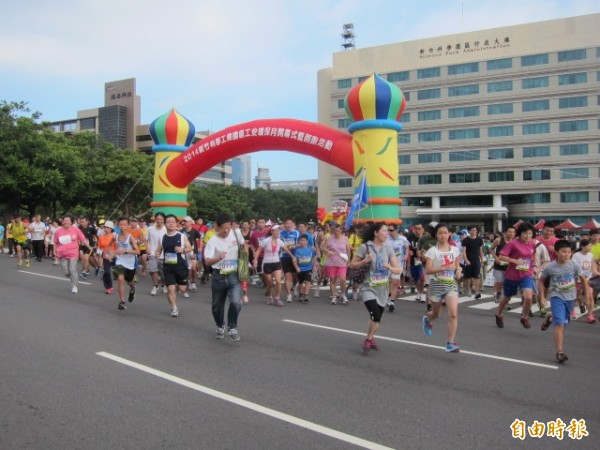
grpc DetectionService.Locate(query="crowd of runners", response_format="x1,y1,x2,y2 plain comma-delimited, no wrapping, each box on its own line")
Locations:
1,214,598,363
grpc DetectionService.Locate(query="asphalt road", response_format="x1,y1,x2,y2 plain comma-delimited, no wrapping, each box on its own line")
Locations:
1,255,599,450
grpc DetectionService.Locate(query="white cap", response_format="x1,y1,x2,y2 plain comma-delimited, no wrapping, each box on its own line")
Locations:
104,220,114,229
183,216,193,222
271,224,280,231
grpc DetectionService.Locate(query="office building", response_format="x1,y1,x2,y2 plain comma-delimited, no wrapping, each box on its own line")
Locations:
318,14,600,230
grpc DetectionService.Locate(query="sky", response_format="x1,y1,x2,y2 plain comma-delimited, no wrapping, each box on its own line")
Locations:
1,0,598,182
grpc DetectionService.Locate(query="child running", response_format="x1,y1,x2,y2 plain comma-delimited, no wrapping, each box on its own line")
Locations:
571,239,598,324
421,223,463,353
538,239,589,363
293,234,318,302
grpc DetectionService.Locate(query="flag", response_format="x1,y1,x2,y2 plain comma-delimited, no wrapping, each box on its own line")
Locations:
345,174,368,229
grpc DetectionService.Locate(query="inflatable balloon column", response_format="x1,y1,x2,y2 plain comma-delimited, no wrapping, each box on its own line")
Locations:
344,73,406,225
149,109,196,217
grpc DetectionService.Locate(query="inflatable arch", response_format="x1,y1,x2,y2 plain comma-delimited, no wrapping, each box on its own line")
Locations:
149,73,406,224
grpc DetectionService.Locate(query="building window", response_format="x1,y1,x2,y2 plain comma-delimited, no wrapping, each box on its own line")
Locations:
522,100,549,112
337,118,352,129
449,173,480,183
418,110,441,121
417,88,441,100
398,133,411,144
504,193,550,204
337,99,345,109
523,146,550,158
448,106,479,118
79,117,96,130
398,175,411,185
487,103,513,115
523,170,550,181
559,144,588,155
523,123,550,135
488,148,514,159
560,168,589,179
388,71,410,82
449,128,480,140
398,154,411,165
402,112,410,123
557,49,587,62
559,120,588,132
558,72,587,85
63,122,77,132
559,96,588,109
487,80,513,92
488,126,513,137
487,58,512,70
560,192,589,203
418,153,441,164
489,171,514,182
418,131,441,142
521,53,549,66
417,67,440,79
418,174,442,185
448,84,479,96
338,178,352,188
449,150,480,161
403,197,432,207
337,79,352,89
448,62,479,75
522,76,549,89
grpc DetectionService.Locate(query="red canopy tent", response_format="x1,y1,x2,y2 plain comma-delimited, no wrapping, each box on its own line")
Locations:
512,219,524,228
554,219,581,231
579,218,600,230
533,219,545,230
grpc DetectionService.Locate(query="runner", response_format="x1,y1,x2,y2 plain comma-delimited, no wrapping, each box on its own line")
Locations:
321,222,351,304
538,240,589,363
28,215,47,262
147,212,167,295
112,217,140,310
181,216,201,294
386,224,409,311
12,217,31,268
421,223,463,353
461,225,484,298
489,226,515,302
204,214,248,341
53,215,92,294
280,219,300,303
97,220,117,294
155,214,193,317
292,234,317,303
349,222,401,355
571,238,598,324
78,216,98,279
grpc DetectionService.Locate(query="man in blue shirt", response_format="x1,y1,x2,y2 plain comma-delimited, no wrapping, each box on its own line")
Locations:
280,219,301,302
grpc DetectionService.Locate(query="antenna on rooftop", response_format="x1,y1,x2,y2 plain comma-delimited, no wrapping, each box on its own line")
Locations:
341,23,355,50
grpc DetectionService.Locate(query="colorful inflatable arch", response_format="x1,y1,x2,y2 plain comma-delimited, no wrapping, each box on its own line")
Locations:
150,73,406,224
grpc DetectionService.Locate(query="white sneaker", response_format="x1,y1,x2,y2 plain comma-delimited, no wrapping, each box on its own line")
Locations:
170,308,179,317
293,285,299,297
190,283,197,291
182,291,190,298
286,293,293,303
162,286,168,294
71,286,78,294
150,286,158,296
341,295,349,305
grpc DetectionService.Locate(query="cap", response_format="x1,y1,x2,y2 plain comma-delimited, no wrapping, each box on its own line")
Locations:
183,216,193,222
271,224,281,231
130,217,138,222
429,221,438,228
104,220,114,229
460,229,469,235
98,219,106,225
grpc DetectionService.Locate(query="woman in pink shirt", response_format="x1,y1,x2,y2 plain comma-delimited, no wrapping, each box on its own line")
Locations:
321,222,351,304
54,215,91,294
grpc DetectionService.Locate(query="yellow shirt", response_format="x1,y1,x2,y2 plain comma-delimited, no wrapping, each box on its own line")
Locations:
591,242,600,263
12,222,27,243
203,229,215,245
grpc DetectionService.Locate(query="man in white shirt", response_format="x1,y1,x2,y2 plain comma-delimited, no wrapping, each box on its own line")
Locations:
147,212,167,295
28,215,48,262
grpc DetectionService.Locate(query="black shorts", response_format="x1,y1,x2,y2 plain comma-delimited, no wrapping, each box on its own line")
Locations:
281,258,296,274
112,265,136,283
463,262,481,279
263,262,282,275
364,299,385,323
163,264,189,286
80,246,92,255
297,270,312,284
15,240,29,250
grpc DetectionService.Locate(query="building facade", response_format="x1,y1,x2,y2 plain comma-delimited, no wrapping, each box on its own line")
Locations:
317,14,600,230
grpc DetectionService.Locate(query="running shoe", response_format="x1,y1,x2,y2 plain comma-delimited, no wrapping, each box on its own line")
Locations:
410,287,415,294
128,288,136,303
118,302,126,310
474,293,482,299
286,294,293,303
341,295,349,305
170,308,179,317
445,342,460,353
555,352,568,364
539,307,547,318
388,301,395,313
586,314,597,324
189,283,197,291
71,286,78,294
330,296,337,305
370,338,380,351
541,313,553,331
150,286,158,296
274,298,284,307
352,291,359,301
361,339,372,355
215,327,225,339
95,268,101,277
415,294,421,302
105,288,114,295
266,296,275,306
422,315,432,336
494,292,501,303
80,271,88,280
520,317,531,329
25,260,30,268
228,328,240,342
579,304,586,314
182,291,190,298
495,313,504,328
162,286,168,294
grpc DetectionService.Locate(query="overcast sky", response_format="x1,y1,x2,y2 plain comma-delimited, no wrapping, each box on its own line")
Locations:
1,0,597,181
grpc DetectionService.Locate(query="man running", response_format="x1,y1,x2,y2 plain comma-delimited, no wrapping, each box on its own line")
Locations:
147,212,167,295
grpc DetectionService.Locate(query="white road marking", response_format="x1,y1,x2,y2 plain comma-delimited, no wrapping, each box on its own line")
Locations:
283,319,558,370
97,351,395,450
18,270,92,285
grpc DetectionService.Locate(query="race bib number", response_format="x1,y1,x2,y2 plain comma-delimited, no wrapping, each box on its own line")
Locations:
96,248,103,255
298,255,312,266
516,259,531,271
414,259,422,266
436,270,455,284
284,238,296,248
165,252,178,264
58,235,72,245
555,275,575,291
369,270,389,287
220,259,238,274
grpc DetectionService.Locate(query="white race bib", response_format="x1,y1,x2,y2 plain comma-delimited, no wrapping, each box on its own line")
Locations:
58,234,72,245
